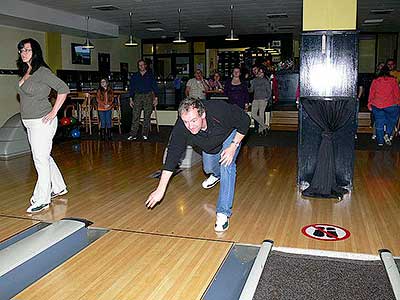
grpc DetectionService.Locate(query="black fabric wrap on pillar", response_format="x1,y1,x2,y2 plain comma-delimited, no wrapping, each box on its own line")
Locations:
301,99,355,199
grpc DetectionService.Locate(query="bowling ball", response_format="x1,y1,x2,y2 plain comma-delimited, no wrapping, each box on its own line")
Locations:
70,117,77,125
60,117,71,126
71,128,81,138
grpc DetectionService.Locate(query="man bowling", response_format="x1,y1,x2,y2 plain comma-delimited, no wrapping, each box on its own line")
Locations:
145,97,250,232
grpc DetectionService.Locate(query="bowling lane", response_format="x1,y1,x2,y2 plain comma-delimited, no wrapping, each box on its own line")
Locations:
15,230,232,300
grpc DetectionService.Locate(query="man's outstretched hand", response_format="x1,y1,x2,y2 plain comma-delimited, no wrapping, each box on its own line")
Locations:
145,189,164,208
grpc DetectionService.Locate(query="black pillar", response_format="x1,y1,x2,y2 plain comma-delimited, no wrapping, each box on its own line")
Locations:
297,31,358,199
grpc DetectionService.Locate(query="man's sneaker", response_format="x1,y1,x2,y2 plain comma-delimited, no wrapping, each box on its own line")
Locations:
202,175,220,189
384,134,392,146
143,135,148,140
127,135,137,141
371,134,376,140
26,202,50,213
214,213,229,232
51,189,68,199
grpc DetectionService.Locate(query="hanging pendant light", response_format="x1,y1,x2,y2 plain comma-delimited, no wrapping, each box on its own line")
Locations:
82,16,95,49
125,11,139,47
173,8,187,44
225,5,239,41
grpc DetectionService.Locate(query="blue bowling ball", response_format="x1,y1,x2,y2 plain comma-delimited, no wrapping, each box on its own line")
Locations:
71,128,81,138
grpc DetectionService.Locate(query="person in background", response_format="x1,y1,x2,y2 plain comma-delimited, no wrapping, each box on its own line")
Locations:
16,38,70,213
173,74,183,103
387,59,400,85
249,67,271,135
96,78,114,140
370,62,386,140
263,58,279,104
145,98,250,232
128,59,159,141
224,67,249,110
249,65,260,132
368,65,400,147
185,69,209,100
208,72,224,92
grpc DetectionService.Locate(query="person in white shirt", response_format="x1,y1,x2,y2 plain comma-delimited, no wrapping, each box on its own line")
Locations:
185,69,209,100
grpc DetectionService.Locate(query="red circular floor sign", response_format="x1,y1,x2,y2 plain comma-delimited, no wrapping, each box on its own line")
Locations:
301,224,351,241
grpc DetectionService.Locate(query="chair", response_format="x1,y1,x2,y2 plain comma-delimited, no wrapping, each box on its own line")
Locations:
78,92,98,135
69,92,87,122
139,105,159,133
63,104,78,119
112,95,122,134
88,94,100,135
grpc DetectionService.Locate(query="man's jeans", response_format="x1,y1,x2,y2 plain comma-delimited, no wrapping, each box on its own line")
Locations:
372,105,399,144
202,130,241,217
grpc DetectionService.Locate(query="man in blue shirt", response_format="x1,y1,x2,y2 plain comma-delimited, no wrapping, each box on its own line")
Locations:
128,59,158,140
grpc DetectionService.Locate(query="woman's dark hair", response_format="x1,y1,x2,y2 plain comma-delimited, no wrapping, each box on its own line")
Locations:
98,78,112,93
377,65,391,78
16,38,50,77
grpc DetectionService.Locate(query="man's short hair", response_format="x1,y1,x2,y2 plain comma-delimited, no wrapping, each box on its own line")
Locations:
178,97,205,117
137,59,146,68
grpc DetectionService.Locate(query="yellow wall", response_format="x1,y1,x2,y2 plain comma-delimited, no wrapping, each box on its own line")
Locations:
45,32,62,72
0,25,46,127
303,0,357,31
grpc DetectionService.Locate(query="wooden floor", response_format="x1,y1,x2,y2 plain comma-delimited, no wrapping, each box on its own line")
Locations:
0,216,38,242
1,139,399,299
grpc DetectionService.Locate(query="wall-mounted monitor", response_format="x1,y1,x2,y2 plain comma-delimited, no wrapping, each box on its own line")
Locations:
71,43,91,65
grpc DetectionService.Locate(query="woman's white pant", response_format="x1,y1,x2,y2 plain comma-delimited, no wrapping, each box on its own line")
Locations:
22,117,66,205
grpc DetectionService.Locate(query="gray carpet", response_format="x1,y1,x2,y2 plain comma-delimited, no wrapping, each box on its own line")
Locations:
253,251,395,300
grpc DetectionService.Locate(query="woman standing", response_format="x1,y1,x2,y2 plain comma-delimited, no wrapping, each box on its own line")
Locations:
249,67,271,135
96,78,114,140
368,65,400,147
17,38,70,213
208,72,224,92
224,67,249,110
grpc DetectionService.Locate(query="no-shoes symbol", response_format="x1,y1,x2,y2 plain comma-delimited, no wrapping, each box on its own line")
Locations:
301,224,351,241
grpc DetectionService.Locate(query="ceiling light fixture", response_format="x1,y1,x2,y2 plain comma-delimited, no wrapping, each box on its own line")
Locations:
146,28,165,31
363,19,384,24
225,4,239,41
173,8,187,43
208,24,226,29
370,8,394,14
82,16,95,49
125,11,139,47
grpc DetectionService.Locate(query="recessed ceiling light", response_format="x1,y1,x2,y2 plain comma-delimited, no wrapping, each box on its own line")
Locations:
277,25,295,30
146,27,165,31
361,23,381,26
363,19,383,24
91,5,120,11
208,24,225,29
140,19,161,25
267,13,288,19
370,8,394,14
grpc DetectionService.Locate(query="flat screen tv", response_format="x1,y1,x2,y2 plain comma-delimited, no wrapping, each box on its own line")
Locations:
71,43,91,65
